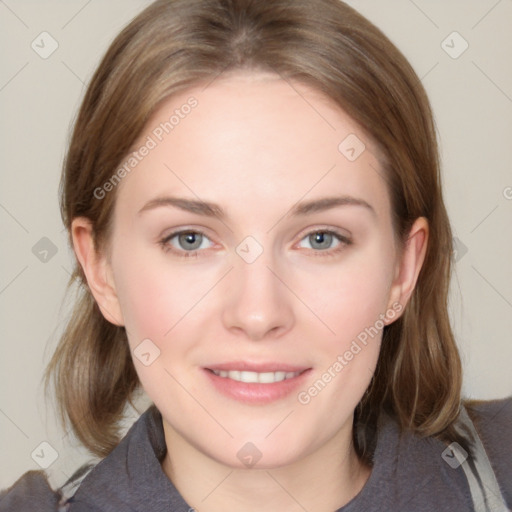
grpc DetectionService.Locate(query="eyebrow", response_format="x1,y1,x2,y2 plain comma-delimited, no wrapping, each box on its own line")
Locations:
137,195,376,220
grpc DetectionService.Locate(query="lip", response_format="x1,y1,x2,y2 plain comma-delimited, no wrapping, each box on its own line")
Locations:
203,362,312,404
206,361,309,373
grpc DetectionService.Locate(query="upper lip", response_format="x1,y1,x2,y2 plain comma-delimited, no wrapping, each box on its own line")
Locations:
205,361,311,373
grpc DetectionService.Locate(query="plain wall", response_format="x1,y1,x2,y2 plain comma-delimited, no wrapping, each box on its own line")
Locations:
1,0,511,490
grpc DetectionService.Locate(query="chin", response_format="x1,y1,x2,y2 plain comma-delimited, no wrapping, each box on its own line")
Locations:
205,434,313,471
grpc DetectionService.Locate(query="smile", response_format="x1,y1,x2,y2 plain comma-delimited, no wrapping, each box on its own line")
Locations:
204,365,312,404
210,369,302,384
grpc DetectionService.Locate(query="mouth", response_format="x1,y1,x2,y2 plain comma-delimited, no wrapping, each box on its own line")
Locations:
203,363,312,404
208,369,305,384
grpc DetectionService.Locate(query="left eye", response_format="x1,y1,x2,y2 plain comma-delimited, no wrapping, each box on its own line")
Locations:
297,230,347,251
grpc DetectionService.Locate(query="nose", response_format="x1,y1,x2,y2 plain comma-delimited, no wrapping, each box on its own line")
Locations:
221,246,295,342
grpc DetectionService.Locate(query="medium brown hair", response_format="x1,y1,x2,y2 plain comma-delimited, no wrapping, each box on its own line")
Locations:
45,0,464,461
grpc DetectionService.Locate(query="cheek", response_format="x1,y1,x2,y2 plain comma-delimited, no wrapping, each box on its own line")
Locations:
296,258,391,412
301,248,394,346
111,243,172,341
113,246,220,347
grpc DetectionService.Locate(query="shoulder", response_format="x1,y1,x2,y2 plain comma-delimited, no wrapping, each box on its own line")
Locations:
464,395,512,462
0,462,97,512
1,406,160,512
463,395,512,504
0,470,62,511
350,400,511,511
464,394,512,433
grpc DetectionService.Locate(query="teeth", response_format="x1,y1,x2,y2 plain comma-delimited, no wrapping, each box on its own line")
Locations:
211,369,301,383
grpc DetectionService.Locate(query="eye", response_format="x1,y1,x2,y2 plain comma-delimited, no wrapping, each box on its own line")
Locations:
297,229,352,256
159,229,214,257
159,227,352,259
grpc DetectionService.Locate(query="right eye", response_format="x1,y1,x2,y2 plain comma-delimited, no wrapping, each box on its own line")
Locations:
159,229,214,258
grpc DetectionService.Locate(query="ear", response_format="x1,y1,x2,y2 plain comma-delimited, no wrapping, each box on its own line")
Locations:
71,217,124,326
385,216,429,323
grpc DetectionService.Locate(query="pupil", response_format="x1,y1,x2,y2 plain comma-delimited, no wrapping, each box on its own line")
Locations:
311,232,331,249
180,232,201,250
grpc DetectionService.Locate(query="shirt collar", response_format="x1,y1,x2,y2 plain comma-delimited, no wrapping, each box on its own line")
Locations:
69,404,470,511
70,404,191,511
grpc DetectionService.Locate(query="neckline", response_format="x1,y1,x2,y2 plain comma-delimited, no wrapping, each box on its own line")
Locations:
333,409,399,511
148,404,399,511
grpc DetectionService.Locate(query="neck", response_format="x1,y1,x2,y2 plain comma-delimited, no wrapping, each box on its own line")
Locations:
160,421,372,512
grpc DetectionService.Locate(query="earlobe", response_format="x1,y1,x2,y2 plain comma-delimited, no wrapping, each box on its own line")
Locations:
71,217,124,326
386,217,429,321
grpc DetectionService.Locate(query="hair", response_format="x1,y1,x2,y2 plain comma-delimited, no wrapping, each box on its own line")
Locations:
45,0,466,462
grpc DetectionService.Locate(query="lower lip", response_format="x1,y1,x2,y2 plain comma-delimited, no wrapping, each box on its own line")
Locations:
203,368,312,404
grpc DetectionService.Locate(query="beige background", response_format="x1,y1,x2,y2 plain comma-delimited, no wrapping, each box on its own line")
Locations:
1,0,511,490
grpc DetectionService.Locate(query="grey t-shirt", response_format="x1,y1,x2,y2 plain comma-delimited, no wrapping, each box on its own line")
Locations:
1,397,511,511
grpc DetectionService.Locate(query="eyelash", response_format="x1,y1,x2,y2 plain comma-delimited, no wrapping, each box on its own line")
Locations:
158,227,352,259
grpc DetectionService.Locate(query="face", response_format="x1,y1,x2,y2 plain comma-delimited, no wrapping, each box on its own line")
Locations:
93,71,409,468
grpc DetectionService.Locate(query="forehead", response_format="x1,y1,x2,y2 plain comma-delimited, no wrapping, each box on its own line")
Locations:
114,71,390,225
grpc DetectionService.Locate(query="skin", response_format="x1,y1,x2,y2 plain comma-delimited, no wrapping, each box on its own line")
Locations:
72,71,428,511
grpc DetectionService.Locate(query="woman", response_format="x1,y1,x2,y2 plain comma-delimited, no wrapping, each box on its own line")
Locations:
1,0,510,510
